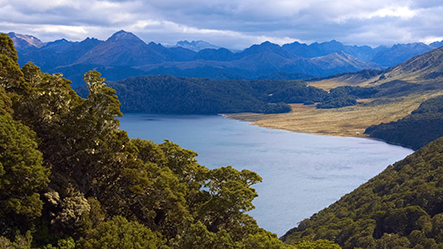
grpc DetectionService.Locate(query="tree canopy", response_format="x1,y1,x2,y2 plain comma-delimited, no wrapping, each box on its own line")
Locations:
365,94,443,150
0,32,302,249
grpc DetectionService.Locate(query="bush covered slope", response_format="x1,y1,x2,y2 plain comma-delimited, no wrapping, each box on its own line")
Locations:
282,134,443,248
365,95,443,150
75,76,330,114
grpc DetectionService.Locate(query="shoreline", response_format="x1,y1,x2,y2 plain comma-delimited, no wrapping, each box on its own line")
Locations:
223,112,368,138
223,95,435,138
223,113,419,151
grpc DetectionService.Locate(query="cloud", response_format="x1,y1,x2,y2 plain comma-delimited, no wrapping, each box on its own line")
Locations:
334,6,416,23
1,0,443,49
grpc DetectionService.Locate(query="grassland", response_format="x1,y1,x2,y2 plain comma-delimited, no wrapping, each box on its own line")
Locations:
226,91,443,137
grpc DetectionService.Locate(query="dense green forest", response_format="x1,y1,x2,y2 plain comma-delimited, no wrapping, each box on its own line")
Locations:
365,94,443,150
282,135,443,248
0,33,346,248
75,74,430,114
75,76,330,114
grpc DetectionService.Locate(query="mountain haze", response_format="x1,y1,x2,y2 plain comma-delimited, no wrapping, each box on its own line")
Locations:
371,43,433,67
282,40,383,62
74,30,168,65
8,32,44,49
174,40,221,51
17,37,103,71
9,30,441,87
309,44,443,90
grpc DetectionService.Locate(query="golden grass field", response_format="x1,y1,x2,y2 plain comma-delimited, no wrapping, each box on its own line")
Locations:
227,91,443,137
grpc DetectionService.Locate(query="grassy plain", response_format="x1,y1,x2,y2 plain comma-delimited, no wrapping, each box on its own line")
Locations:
226,91,443,137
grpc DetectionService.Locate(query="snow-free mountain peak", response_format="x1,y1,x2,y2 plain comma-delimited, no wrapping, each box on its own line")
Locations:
8,32,45,49
107,30,143,43
175,40,220,52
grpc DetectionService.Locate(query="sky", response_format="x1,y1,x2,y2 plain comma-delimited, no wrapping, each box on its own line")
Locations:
1,0,443,50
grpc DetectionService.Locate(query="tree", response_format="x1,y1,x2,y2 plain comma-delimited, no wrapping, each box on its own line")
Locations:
291,239,341,249
197,166,262,238
0,33,27,93
0,112,50,238
79,216,166,249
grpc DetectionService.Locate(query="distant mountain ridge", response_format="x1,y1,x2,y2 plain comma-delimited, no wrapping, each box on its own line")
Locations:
8,30,442,87
8,32,44,49
309,43,443,89
282,39,386,62
173,40,221,51
16,36,103,71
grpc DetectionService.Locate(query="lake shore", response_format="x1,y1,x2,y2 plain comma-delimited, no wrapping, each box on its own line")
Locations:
224,93,441,137
120,113,414,236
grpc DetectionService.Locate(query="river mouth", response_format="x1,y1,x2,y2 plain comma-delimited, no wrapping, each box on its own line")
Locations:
119,113,413,236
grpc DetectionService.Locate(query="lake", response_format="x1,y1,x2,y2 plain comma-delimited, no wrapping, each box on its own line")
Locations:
119,113,414,236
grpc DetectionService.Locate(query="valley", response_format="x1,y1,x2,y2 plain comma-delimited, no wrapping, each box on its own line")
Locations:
4,28,443,248
5,0,443,247
226,93,436,137
226,45,443,146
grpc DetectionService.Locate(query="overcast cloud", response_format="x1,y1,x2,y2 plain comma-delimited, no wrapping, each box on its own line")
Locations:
1,0,443,49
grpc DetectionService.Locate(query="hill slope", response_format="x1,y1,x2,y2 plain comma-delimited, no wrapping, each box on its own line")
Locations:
365,94,443,150
75,75,331,114
282,135,443,248
309,44,443,90
371,43,433,67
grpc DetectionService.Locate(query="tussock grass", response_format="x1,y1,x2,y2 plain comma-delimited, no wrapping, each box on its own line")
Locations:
226,91,443,137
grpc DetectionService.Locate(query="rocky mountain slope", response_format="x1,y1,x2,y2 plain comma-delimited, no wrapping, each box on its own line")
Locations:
309,44,443,90
10,30,441,87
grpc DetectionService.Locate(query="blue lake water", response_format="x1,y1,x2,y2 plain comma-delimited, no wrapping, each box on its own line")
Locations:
119,113,414,236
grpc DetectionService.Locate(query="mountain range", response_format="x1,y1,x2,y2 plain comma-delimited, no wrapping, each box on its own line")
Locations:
8,30,443,87
310,42,443,90
172,40,221,52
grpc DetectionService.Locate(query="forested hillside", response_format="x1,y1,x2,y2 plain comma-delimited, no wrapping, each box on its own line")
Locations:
282,134,443,248
365,95,443,150
75,76,329,114
0,33,325,248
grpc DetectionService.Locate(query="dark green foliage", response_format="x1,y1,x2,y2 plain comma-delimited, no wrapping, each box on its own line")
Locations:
314,81,441,110
0,112,50,238
365,95,443,150
374,80,421,97
371,80,443,98
412,96,443,114
315,85,379,109
0,34,18,62
269,86,328,103
263,103,292,114
282,136,443,248
241,229,296,249
317,96,357,109
0,34,291,248
0,231,33,249
78,216,166,249
0,33,28,94
329,86,378,99
0,87,12,114
291,239,341,249
75,76,331,114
